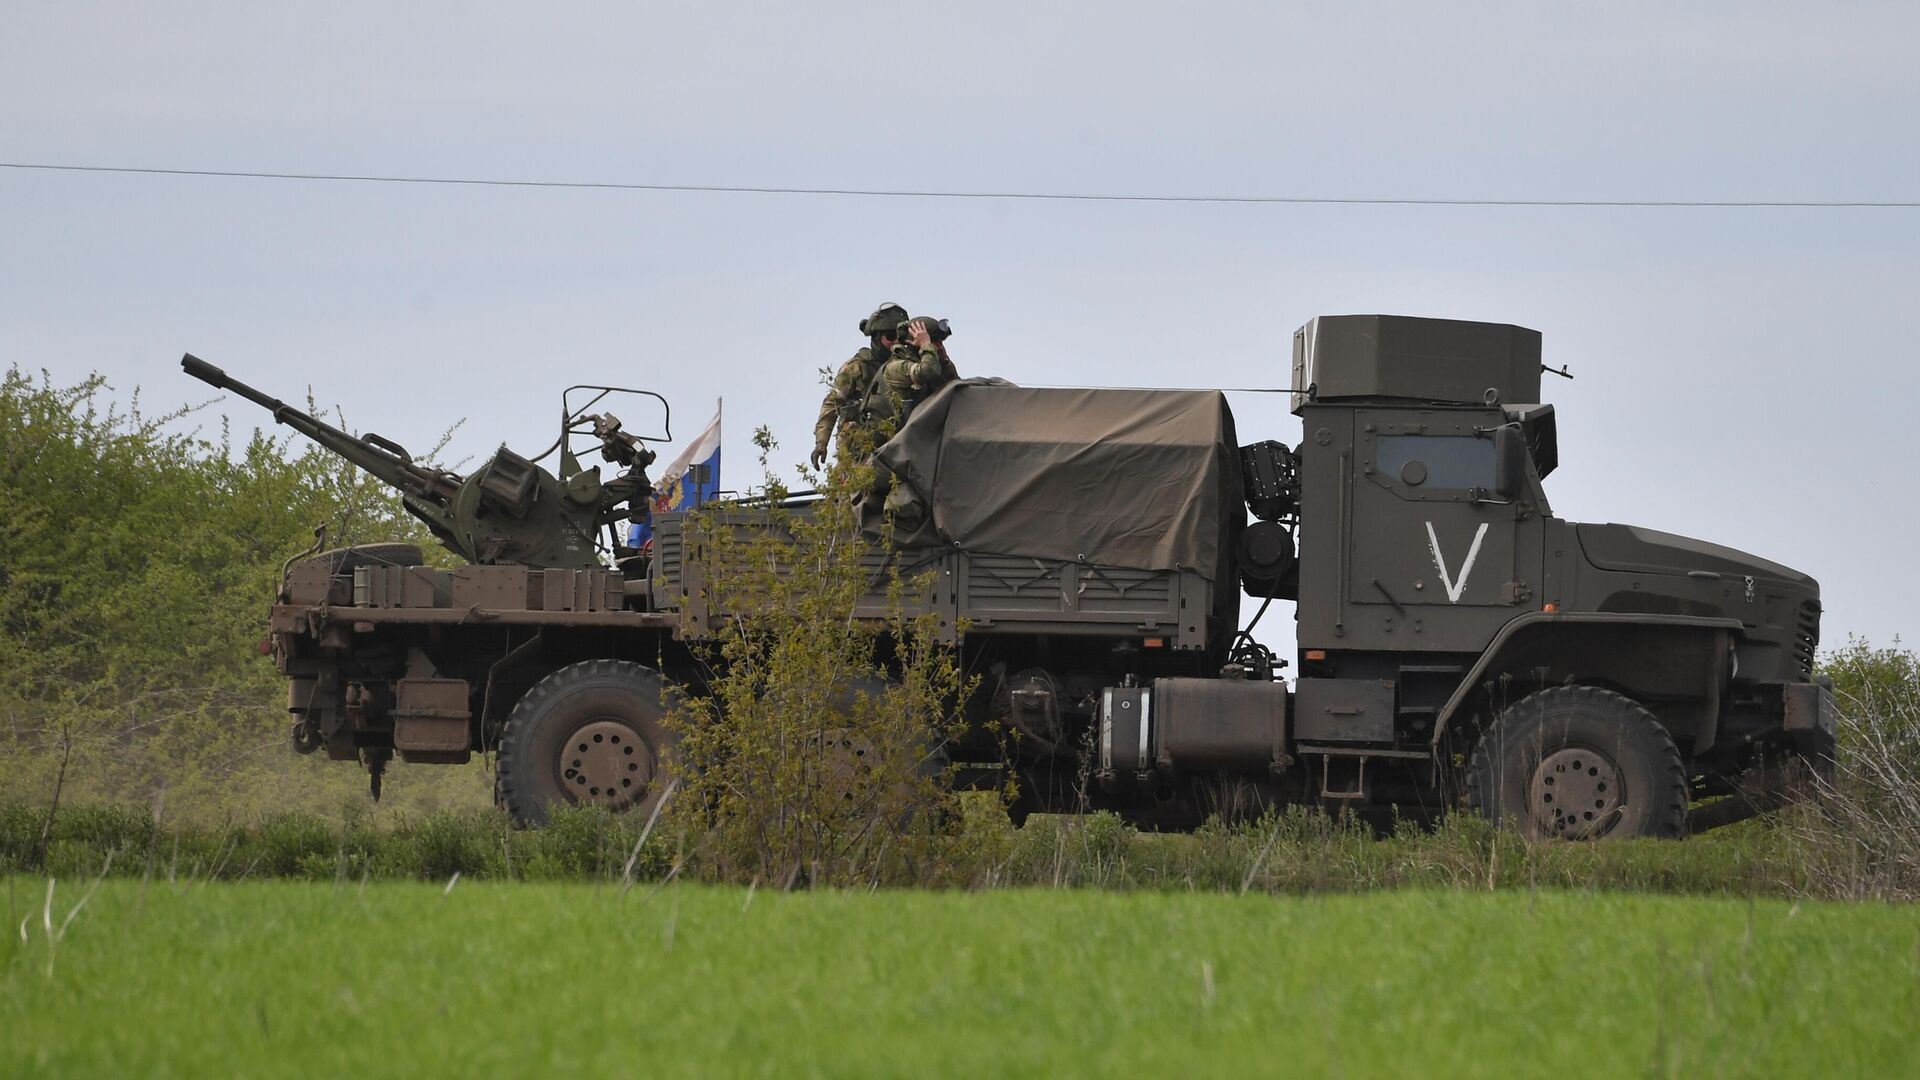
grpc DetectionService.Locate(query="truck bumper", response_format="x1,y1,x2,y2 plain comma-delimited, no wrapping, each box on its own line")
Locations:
1782,680,1839,774
1688,680,1837,833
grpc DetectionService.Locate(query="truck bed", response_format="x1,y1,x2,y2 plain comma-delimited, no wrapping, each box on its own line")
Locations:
649,508,1213,649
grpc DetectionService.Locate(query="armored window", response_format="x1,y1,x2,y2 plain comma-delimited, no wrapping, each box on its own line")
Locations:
1375,435,1494,490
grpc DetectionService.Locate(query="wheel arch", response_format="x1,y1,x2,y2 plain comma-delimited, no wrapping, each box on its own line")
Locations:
1433,612,1742,756
480,630,693,746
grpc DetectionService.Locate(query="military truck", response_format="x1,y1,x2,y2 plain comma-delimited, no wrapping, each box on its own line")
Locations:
184,313,1832,837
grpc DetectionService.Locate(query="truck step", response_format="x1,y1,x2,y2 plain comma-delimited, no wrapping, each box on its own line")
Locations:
1319,754,1369,800
1297,744,1430,759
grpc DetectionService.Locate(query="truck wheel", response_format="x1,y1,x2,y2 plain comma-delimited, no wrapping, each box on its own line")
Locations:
1465,686,1687,839
814,676,953,823
498,660,678,827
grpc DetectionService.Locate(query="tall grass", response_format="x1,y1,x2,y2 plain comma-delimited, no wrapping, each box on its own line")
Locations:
0,802,678,885
8,643,1916,900
1786,678,1920,899
0,796,1812,898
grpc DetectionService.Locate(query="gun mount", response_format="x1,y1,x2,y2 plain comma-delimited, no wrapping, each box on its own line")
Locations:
182,354,658,570
217,312,1827,839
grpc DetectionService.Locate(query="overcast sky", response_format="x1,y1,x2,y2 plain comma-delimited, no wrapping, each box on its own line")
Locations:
3,1,1916,653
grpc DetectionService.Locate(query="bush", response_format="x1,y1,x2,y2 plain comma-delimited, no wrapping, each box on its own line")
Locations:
520,805,654,880
1790,639,1920,899
664,428,980,887
0,366,480,824
400,813,505,880
252,813,337,877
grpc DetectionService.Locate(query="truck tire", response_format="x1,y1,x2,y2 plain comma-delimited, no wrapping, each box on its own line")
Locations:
498,660,678,827
816,676,953,819
1465,686,1687,840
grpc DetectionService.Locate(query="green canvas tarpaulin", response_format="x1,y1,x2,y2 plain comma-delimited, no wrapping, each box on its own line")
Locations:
865,381,1239,582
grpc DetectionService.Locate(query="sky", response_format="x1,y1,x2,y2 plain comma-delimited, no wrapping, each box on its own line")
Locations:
3,0,1916,653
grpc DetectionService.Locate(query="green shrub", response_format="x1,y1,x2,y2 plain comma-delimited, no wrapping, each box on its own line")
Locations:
250,813,336,877
0,803,40,869
0,366,466,825
1790,640,1920,899
393,813,504,881
522,805,627,880
665,428,980,887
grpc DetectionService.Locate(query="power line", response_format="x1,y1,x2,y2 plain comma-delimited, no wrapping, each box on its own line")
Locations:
2,160,1915,208
1028,384,1300,393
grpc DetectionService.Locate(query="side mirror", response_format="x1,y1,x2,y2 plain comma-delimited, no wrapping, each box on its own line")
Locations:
1493,425,1529,498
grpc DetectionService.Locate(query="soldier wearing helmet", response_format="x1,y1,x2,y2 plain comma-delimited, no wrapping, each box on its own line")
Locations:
862,316,959,433
812,302,911,469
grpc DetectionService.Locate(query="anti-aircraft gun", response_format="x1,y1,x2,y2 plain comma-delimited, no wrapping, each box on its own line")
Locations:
181,354,662,571
198,315,1831,837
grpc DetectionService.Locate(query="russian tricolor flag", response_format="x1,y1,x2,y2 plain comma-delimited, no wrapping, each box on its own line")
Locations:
628,401,720,549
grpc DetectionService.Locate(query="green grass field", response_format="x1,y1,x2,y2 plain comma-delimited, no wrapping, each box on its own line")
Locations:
4,880,1915,1077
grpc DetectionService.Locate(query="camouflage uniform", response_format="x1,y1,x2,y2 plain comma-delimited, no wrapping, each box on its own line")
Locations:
864,343,959,431
814,303,913,463
814,345,889,456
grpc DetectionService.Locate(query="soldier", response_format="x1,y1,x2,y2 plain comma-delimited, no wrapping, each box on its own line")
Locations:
811,302,911,469
863,316,959,432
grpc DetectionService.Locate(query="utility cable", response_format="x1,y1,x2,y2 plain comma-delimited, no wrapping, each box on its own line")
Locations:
1026,384,1302,393
2,161,1916,208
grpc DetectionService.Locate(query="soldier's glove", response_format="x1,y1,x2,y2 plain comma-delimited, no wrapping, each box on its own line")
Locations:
809,443,829,471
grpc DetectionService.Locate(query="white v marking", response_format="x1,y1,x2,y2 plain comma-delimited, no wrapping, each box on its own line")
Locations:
1425,521,1490,604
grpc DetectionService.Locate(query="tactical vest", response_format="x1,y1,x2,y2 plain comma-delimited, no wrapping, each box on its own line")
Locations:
859,350,956,426
836,347,882,427
857,365,901,426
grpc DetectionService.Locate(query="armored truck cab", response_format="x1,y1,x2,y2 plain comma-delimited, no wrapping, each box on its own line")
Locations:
1275,316,1827,835
200,313,1832,838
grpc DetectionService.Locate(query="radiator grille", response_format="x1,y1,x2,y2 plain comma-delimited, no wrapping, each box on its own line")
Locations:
1793,599,1821,680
